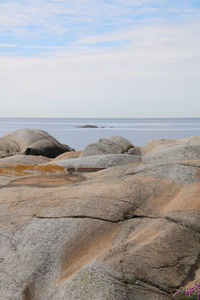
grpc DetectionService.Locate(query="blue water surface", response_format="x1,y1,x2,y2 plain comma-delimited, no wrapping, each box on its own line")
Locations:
0,118,199,150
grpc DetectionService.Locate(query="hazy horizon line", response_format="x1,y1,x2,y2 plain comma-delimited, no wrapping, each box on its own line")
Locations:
0,116,200,119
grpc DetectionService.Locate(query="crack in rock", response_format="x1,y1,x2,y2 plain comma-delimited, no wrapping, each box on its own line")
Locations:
122,277,171,295
30,214,155,224
103,270,171,295
25,214,200,234
181,253,200,286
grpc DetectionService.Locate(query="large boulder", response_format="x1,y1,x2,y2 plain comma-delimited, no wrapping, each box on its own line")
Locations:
0,129,73,158
81,136,140,157
0,136,199,299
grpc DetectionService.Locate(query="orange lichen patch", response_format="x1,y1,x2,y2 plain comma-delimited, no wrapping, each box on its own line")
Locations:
34,164,66,173
0,165,21,176
8,174,84,187
58,224,119,282
0,164,66,177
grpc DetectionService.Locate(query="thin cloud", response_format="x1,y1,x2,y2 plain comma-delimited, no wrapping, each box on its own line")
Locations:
0,0,199,41
0,0,199,117
0,19,199,108
0,44,69,49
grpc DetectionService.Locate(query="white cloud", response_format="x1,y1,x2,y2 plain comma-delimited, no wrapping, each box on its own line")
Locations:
0,0,196,39
0,18,199,117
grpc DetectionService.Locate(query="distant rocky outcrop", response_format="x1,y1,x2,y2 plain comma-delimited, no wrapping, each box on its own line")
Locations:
0,134,199,300
75,124,99,128
0,129,74,158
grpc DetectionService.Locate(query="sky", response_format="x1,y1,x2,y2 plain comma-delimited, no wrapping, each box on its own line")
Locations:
0,0,200,118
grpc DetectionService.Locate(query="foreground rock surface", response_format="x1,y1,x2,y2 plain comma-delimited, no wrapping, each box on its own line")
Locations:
0,129,73,158
0,135,199,300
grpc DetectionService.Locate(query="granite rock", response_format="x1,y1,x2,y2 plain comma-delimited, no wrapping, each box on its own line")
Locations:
0,154,50,165
81,136,140,157
50,153,141,173
141,136,200,164
0,129,73,158
53,151,82,161
0,135,199,300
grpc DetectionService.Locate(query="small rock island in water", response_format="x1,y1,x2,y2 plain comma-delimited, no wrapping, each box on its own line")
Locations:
74,124,108,128
74,124,99,128
0,129,199,299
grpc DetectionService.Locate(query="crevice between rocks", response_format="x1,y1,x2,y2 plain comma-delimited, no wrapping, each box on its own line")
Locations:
29,214,200,234
31,214,125,223
181,253,200,287
103,270,171,295
122,276,171,295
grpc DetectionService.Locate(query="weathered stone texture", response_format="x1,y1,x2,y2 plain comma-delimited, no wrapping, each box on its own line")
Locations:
0,135,199,299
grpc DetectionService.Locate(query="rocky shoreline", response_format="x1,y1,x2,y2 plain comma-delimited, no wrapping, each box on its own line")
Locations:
0,129,199,299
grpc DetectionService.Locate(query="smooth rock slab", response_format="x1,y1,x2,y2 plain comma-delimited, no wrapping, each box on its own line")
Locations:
48,154,141,173
0,154,50,165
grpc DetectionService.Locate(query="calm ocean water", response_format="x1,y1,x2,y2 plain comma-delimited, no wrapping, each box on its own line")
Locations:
0,118,200,150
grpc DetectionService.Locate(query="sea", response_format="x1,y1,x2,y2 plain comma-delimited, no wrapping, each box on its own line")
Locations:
0,118,200,150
